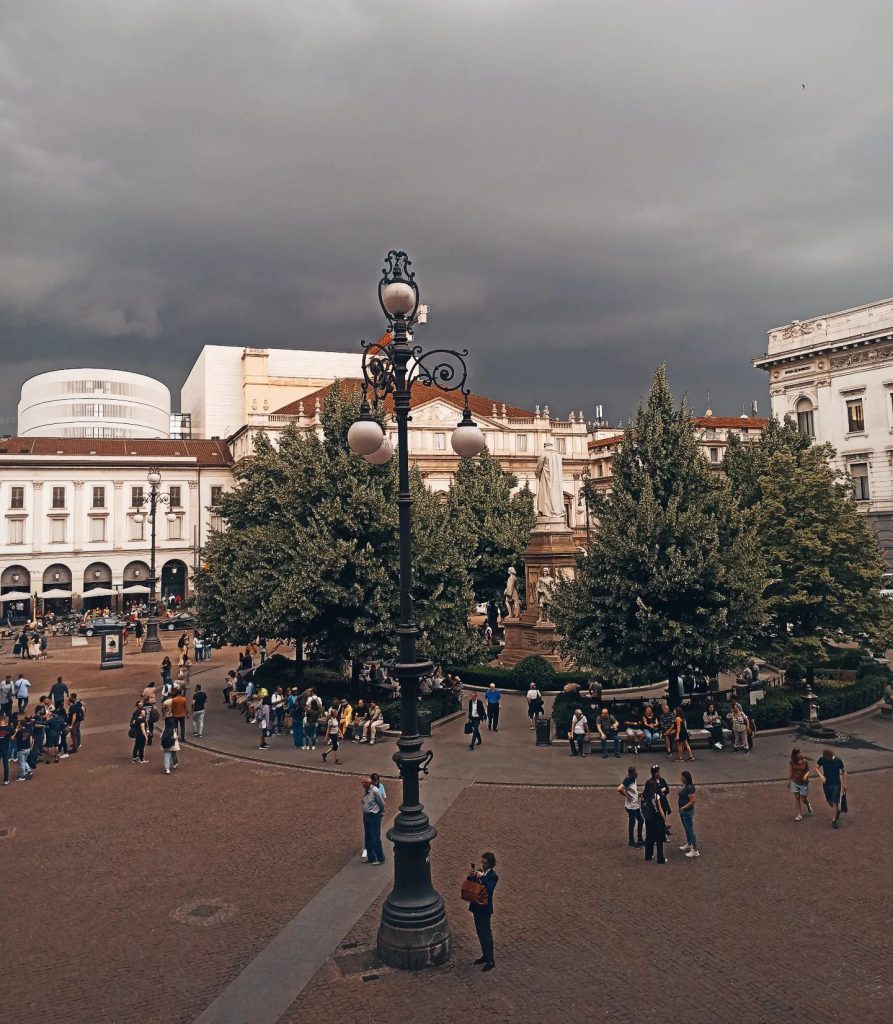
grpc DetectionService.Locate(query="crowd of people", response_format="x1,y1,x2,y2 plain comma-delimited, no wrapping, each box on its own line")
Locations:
0,674,85,783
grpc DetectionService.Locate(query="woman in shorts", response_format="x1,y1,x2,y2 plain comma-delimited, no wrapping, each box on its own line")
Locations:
788,747,813,821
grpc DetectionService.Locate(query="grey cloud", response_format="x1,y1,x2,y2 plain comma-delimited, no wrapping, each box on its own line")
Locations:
2,0,893,426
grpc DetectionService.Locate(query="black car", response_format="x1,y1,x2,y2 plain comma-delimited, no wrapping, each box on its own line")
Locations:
79,616,128,637
160,611,196,631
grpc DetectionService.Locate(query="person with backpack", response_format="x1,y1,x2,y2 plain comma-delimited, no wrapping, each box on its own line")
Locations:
160,721,180,773
43,709,64,764
14,673,31,713
303,692,322,751
467,852,498,971
526,684,544,729
129,702,148,764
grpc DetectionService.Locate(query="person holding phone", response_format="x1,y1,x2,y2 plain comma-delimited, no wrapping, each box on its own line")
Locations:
468,852,498,971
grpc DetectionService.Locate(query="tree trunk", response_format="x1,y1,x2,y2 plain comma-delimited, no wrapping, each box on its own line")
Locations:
666,667,681,708
293,630,304,680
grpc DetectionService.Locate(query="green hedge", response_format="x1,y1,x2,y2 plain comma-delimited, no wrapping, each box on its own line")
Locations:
446,663,589,692
252,655,345,696
380,690,462,729
751,664,888,729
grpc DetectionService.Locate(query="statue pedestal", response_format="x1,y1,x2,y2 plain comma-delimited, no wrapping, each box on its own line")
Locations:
498,524,579,669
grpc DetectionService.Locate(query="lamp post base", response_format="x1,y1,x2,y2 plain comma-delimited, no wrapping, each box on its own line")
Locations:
140,618,162,654
377,911,451,970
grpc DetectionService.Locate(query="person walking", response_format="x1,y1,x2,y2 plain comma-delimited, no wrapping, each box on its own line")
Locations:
66,694,82,753
257,700,271,749
303,693,321,751
191,684,207,738
526,684,544,729
160,656,172,690
271,687,285,735
468,852,498,971
789,748,814,821
485,682,501,732
161,722,180,774
641,774,667,863
673,707,695,762
569,707,589,757
0,715,13,785
0,676,14,719
322,706,342,764
169,687,188,741
678,770,699,857
49,676,69,713
361,776,386,864
617,765,645,848
13,717,33,781
815,749,848,828
14,673,31,713
467,692,485,750
288,689,304,749
129,702,148,763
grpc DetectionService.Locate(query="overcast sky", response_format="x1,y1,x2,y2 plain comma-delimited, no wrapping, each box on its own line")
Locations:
2,0,893,431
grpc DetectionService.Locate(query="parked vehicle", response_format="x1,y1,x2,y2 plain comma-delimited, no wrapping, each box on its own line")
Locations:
160,610,196,631
79,617,128,637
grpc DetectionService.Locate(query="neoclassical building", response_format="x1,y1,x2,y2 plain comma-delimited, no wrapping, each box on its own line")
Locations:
229,379,592,535
753,296,893,562
0,437,232,618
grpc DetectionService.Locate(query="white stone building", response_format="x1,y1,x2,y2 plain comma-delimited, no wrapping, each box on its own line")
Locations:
0,437,232,619
18,368,171,439
753,297,893,562
180,345,361,440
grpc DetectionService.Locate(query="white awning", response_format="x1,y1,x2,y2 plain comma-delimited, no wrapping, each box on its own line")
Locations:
122,584,151,594
0,591,32,602
41,588,73,599
83,587,116,598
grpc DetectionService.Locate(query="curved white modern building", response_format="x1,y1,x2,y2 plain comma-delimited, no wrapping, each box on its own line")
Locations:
18,369,171,439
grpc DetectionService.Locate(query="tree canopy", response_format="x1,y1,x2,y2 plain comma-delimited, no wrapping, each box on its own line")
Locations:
552,366,767,684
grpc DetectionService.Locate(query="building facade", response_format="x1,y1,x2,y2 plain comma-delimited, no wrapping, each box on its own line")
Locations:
0,437,232,618
229,379,593,536
180,345,361,440
753,297,893,562
18,369,171,439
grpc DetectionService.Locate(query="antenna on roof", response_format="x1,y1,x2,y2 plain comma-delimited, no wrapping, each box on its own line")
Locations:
751,400,759,415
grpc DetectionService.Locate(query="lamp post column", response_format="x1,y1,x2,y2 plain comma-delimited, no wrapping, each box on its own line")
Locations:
141,478,162,654
376,317,450,970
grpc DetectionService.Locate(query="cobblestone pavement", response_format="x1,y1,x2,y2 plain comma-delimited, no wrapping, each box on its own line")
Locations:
281,772,892,1024
4,654,891,1024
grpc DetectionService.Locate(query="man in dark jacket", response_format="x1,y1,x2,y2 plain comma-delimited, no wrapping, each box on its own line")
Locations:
467,693,485,751
469,851,498,971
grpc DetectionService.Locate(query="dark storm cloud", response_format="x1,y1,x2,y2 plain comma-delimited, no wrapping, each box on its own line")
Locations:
2,0,893,426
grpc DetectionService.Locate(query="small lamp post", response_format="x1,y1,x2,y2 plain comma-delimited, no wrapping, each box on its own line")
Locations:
348,250,485,970
133,467,171,653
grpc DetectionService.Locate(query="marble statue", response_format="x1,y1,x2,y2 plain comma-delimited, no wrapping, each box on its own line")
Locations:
503,566,521,619
535,442,564,520
536,566,556,622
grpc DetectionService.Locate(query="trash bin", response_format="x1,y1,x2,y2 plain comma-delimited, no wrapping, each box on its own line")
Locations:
535,716,552,746
418,710,433,737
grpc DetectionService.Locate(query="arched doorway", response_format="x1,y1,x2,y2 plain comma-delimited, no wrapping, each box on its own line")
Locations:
122,560,151,612
83,561,114,611
1,564,32,623
42,563,73,615
161,559,188,607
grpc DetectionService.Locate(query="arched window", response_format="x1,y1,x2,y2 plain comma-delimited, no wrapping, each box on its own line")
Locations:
795,397,815,438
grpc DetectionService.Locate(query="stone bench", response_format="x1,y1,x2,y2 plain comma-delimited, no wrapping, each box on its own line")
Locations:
569,727,733,753
879,703,893,719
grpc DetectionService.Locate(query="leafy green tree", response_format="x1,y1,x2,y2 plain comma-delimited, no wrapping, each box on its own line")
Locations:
723,415,813,510
726,429,893,680
446,449,535,602
195,385,481,674
551,366,767,692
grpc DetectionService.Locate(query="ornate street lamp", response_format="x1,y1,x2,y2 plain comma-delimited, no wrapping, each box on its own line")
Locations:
132,467,173,652
348,250,485,970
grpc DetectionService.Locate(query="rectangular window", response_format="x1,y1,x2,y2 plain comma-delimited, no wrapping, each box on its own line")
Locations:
49,518,66,543
209,513,224,532
131,486,144,508
705,427,717,439
709,447,720,463
7,519,24,544
92,486,105,509
434,432,446,451
556,437,567,454
516,434,528,453
51,486,66,509
846,399,865,433
210,485,224,507
89,517,106,542
851,463,870,501
168,485,182,508
129,516,145,541
9,486,24,510
797,410,815,437
168,516,183,541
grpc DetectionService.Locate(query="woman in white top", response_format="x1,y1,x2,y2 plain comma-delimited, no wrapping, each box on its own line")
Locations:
526,686,544,729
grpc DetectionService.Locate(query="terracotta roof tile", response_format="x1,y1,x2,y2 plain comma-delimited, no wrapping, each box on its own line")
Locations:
693,416,768,429
275,379,534,420
0,437,233,466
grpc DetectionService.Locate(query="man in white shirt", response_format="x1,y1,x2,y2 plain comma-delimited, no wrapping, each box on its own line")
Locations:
15,673,31,713
617,766,645,847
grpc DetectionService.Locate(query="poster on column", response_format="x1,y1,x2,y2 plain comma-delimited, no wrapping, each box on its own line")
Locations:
100,628,124,670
